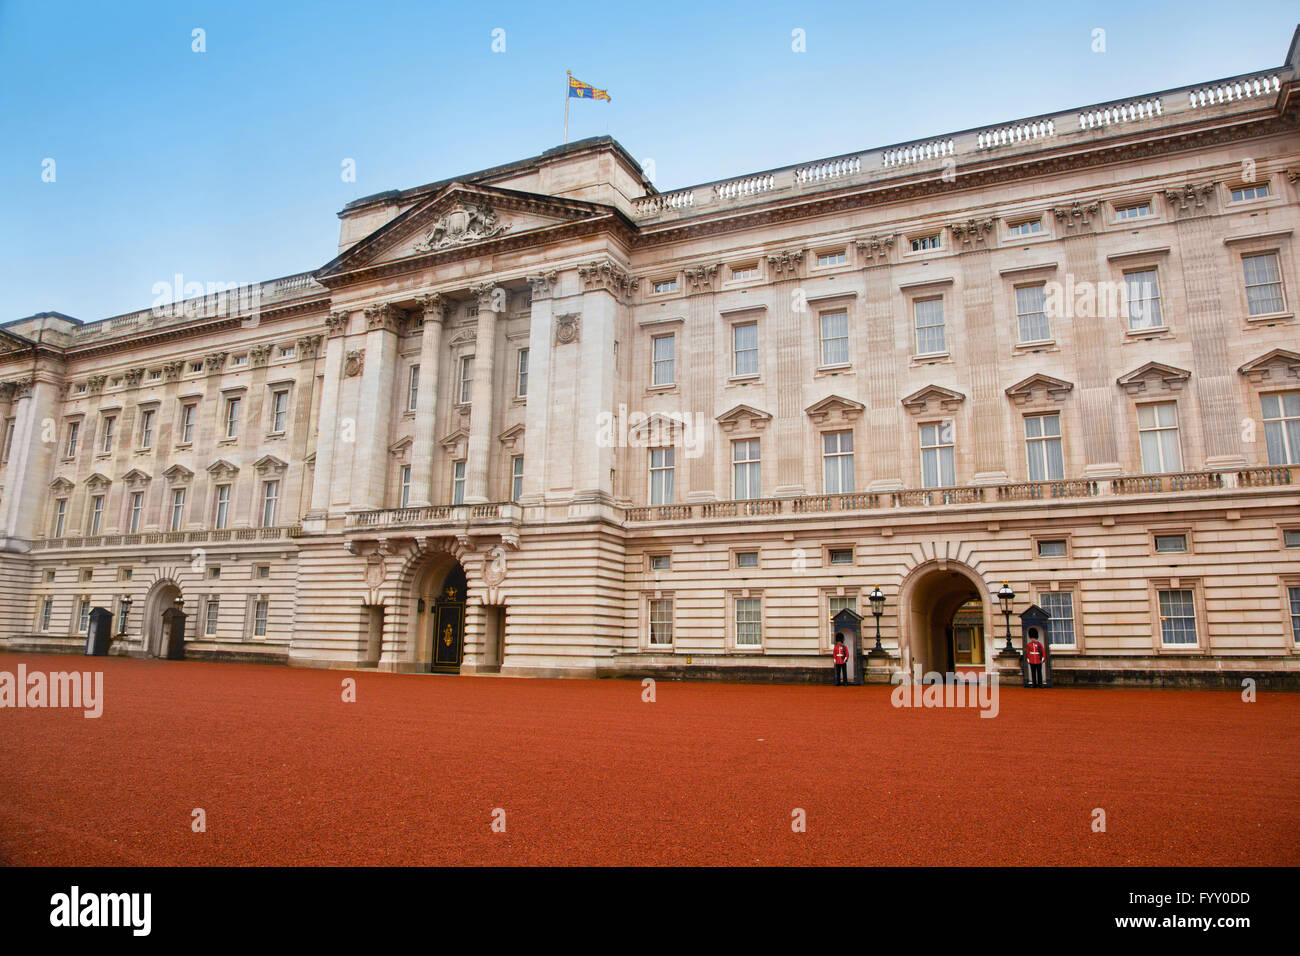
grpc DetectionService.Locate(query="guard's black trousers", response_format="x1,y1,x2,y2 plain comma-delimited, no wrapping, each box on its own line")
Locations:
1028,662,1044,687
834,663,848,685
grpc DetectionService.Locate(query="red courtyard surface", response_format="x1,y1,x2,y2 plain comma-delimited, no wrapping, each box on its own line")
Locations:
1,652,1297,866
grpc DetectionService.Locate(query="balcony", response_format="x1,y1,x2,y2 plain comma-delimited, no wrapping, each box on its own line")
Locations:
30,525,304,552
345,502,520,532
623,467,1294,525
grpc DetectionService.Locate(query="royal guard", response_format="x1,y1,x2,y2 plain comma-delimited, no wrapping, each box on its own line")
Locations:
1025,628,1046,688
832,634,849,686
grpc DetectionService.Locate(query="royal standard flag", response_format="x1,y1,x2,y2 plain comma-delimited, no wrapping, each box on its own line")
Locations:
568,75,611,101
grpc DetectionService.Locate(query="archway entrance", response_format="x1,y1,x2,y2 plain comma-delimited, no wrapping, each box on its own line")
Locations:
411,557,467,673
141,580,182,658
901,564,993,676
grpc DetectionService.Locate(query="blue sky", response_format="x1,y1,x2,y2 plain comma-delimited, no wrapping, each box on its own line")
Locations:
1,0,1296,322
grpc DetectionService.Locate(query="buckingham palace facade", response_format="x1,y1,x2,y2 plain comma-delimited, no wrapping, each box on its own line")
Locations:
3,29,1300,684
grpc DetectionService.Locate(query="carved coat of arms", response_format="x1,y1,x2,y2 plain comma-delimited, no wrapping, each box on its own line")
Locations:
414,202,509,251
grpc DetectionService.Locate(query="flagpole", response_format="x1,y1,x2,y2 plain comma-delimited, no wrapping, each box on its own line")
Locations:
564,71,570,144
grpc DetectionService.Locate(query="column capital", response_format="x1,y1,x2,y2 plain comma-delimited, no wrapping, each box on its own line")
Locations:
416,292,453,324
203,352,227,374
469,283,507,313
527,270,559,301
325,310,350,337
295,334,323,359
577,259,637,302
363,302,406,333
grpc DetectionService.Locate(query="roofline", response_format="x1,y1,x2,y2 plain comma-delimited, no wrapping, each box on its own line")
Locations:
341,136,652,216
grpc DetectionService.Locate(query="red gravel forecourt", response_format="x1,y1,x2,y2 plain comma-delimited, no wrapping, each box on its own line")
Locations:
1,653,1296,866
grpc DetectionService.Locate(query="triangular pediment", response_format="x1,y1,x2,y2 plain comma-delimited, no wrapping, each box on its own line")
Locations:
162,464,194,483
1116,362,1190,395
439,427,469,456
49,476,74,493
1005,373,1074,405
318,184,613,278
84,472,112,490
715,404,773,433
1238,348,1300,383
206,458,239,479
121,468,151,487
901,384,966,415
804,394,865,425
496,423,526,453
389,436,413,458
253,454,288,475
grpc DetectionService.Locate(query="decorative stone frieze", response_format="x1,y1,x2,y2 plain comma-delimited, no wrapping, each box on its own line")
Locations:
412,201,509,251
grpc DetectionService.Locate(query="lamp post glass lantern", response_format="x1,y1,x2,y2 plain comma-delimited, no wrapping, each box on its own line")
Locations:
996,581,1016,653
868,585,885,651
117,595,132,636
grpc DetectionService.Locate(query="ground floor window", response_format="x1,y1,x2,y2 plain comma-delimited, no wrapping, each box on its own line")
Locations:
205,598,220,636
1038,591,1075,646
1158,589,1197,646
648,598,673,646
1289,586,1300,644
253,599,269,638
735,597,762,647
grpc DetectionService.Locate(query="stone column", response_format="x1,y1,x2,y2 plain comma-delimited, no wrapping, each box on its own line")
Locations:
408,294,450,507
857,236,904,490
768,250,807,496
521,272,558,504
284,334,322,523
351,303,403,511
0,377,60,547
464,284,505,504
304,311,349,525
573,259,633,503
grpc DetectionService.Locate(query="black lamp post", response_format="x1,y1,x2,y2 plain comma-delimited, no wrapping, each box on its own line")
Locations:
117,595,133,636
997,581,1016,653
868,585,885,652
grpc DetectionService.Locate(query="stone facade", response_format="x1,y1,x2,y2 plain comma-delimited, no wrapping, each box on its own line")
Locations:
3,30,1300,683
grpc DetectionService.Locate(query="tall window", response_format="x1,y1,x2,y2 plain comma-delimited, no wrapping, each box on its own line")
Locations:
1138,403,1182,473
261,480,279,527
914,297,945,354
270,390,289,433
1015,284,1050,342
64,421,79,458
78,599,91,633
820,311,849,366
140,409,156,448
407,364,420,411
1262,391,1300,465
516,349,529,398
648,597,674,646
2,419,14,462
100,415,115,453
652,334,675,386
458,356,474,404
649,447,675,504
128,492,144,533
732,439,761,500
452,461,466,504
1158,589,1197,646
170,488,186,531
89,495,104,534
399,465,411,507
511,456,524,502
1038,592,1075,647
53,499,67,537
253,599,269,638
214,485,231,529
1025,413,1064,481
224,398,241,439
1289,586,1300,645
179,404,196,444
1124,269,1163,330
920,421,955,488
733,322,758,376
1243,253,1285,316
822,431,854,494
40,597,54,631
735,597,762,647
205,598,220,636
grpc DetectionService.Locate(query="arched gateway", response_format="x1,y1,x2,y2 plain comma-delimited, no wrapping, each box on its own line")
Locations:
898,560,998,677
409,554,468,673
141,579,183,658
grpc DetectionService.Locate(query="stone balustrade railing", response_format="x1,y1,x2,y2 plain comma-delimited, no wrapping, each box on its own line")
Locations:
344,502,517,530
623,467,1293,523
630,65,1291,221
31,524,304,551
72,272,326,345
